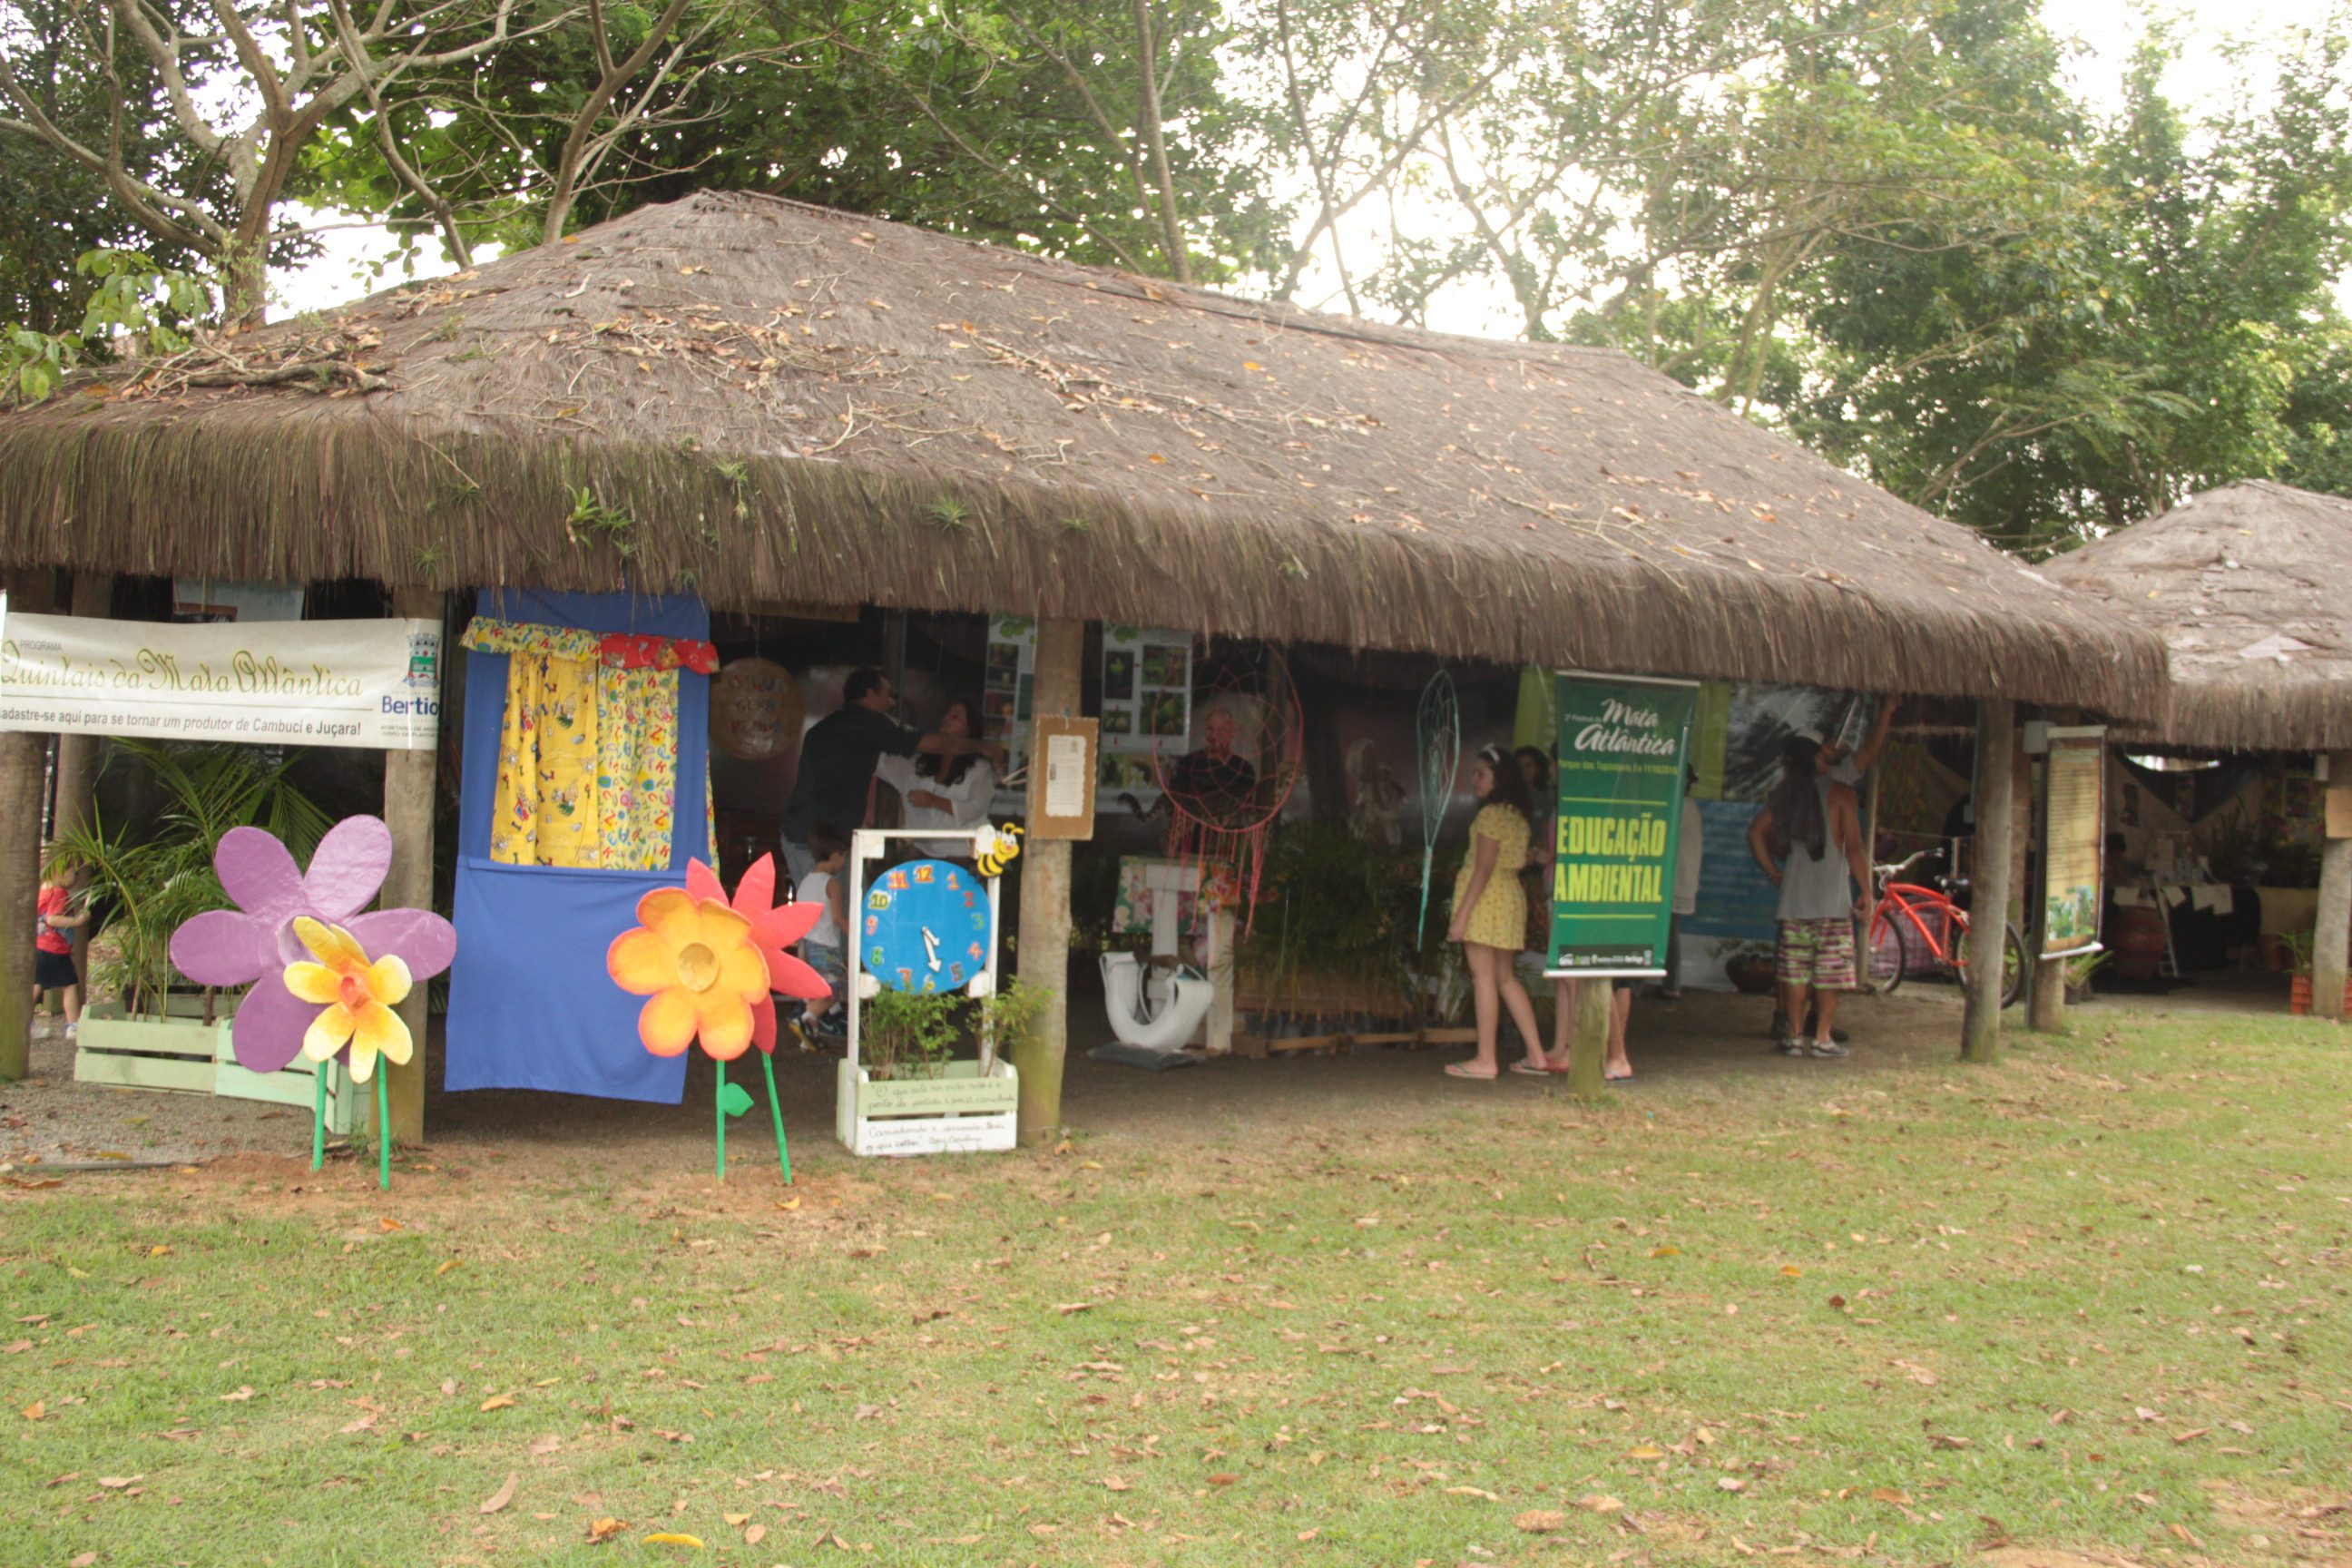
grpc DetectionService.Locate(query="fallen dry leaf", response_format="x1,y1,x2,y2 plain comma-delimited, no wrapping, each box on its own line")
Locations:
1626,1445,1667,1459
1054,1302,1094,1315
1718,1476,1747,1492
479,1394,516,1412
1446,1485,1500,1501
481,1473,517,1514
97,1475,141,1489
1870,1487,1913,1505
21,1401,44,1421
1516,1510,1570,1533
1207,1472,1239,1486
527,1435,561,1456
436,1259,463,1278
722,1513,750,1527
587,1516,627,1543
744,1523,766,1546
219,1387,254,1403
1577,1494,1624,1514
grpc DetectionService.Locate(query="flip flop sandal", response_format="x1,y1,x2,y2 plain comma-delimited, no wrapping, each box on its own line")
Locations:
1443,1063,1498,1081
1508,1061,1552,1076
1604,1071,1635,1083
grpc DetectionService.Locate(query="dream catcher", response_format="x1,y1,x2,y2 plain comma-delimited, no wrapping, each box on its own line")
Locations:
1152,642,1303,934
1415,669,1461,945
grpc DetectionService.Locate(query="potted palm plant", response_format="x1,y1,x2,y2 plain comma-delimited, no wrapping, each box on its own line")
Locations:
53,740,331,1098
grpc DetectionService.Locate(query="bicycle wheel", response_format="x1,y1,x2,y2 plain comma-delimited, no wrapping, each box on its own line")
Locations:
1864,906,1908,995
2000,922,2027,1009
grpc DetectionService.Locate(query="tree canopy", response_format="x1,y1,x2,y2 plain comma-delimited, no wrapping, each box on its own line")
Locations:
3,0,2347,537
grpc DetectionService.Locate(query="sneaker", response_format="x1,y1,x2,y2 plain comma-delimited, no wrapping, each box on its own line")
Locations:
63,1023,77,1041
1808,1039,1849,1058
806,1010,847,1041
1776,1036,1808,1056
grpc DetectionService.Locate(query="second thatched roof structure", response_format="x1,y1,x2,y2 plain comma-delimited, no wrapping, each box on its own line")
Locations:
2040,480,2352,750
0,191,2163,715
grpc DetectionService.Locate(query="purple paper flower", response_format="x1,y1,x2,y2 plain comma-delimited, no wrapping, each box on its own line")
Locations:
170,817,456,1074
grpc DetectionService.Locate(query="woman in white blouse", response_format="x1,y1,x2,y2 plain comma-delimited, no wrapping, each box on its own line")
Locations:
877,698,997,858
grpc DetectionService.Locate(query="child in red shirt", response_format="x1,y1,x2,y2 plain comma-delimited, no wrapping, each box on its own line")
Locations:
34,856,89,1039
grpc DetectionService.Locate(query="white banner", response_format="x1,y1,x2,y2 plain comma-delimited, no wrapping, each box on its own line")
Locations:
0,610,441,750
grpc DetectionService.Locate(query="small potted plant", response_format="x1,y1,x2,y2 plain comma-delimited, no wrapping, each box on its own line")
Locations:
836,981,1036,1157
2280,932,2351,1017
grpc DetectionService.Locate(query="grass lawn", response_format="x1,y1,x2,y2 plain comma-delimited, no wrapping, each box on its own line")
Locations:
5,1006,2349,1567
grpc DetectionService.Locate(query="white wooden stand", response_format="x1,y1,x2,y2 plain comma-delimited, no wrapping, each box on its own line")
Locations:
837,826,1018,1157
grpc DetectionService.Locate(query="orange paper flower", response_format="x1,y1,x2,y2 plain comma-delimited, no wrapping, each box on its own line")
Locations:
284,916,415,1083
607,888,771,1060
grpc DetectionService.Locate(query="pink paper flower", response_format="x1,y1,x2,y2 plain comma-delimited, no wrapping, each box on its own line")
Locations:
170,818,456,1074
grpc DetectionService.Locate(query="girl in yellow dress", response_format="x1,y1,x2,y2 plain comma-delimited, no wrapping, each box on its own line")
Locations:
1445,745,1547,1079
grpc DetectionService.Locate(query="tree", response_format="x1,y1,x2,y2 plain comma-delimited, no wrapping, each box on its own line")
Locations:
1788,15,2352,548
0,0,573,322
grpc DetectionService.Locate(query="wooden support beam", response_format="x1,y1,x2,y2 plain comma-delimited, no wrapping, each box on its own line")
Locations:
1567,976,1610,1102
379,587,444,1145
2027,717,2066,1034
0,571,57,1082
2315,751,2352,1023
1962,698,2017,1062
1013,616,1083,1142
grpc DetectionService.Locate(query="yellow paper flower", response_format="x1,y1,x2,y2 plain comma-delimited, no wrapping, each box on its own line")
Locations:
284,916,415,1083
606,888,769,1060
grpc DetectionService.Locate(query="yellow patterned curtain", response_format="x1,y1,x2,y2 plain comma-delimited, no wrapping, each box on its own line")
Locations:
464,619,688,870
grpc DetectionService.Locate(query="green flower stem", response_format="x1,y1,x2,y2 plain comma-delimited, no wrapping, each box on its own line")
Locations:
760,1051,790,1184
374,1070,390,1191
715,1057,727,1181
311,1063,326,1172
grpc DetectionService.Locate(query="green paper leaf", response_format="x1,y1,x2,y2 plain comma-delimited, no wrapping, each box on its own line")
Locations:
719,1082,755,1119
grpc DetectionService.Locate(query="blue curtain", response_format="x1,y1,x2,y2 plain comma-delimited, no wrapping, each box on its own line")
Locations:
443,590,712,1103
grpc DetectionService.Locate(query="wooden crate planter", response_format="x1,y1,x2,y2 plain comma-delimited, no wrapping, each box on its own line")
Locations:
215,1030,363,1135
74,995,361,1133
836,1058,1018,1158
74,1000,227,1094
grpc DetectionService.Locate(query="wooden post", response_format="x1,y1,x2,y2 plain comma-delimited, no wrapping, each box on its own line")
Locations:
52,575,113,988
1014,616,1083,1142
2027,718,2066,1034
0,571,57,1082
1567,977,1610,1102
2315,751,2352,1022
379,587,443,1145
1962,699,2017,1062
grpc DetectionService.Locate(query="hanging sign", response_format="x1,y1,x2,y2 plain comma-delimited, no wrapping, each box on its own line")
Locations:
0,612,441,749
1028,716,1099,840
2040,731,2105,959
1546,671,1699,976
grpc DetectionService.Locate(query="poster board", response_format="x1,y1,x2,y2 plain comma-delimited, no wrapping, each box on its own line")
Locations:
1099,624,1191,805
1028,716,1099,840
0,610,440,749
1546,672,1698,976
2040,732,2105,959
984,614,1036,814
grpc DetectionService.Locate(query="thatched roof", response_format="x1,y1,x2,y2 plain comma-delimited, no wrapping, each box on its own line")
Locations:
0,190,2163,716
2040,480,2352,750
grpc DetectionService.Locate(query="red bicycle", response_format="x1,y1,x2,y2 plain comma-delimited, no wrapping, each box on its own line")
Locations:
1865,848,2024,1006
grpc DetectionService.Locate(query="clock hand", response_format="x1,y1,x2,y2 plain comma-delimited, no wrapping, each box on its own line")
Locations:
922,926,942,973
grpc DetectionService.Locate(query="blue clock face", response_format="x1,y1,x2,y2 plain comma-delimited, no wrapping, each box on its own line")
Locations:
863,859,994,993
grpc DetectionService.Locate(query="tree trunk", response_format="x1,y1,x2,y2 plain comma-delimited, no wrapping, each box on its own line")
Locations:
1962,699,2016,1062
0,571,58,1082
1128,0,1191,284
1568,977,1610,1102
1014,617,1083,1142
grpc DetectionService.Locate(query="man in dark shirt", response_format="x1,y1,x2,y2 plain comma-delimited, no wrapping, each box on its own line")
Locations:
780,668,999,883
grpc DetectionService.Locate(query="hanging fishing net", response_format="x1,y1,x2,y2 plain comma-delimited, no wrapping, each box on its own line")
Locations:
1152,642,1303,934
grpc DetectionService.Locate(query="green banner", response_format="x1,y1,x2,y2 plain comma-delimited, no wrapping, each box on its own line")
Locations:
1548,672,1699,975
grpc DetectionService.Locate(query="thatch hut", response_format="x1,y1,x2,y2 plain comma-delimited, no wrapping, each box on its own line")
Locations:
2041,480,2352,1016
0,190,2169,1122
